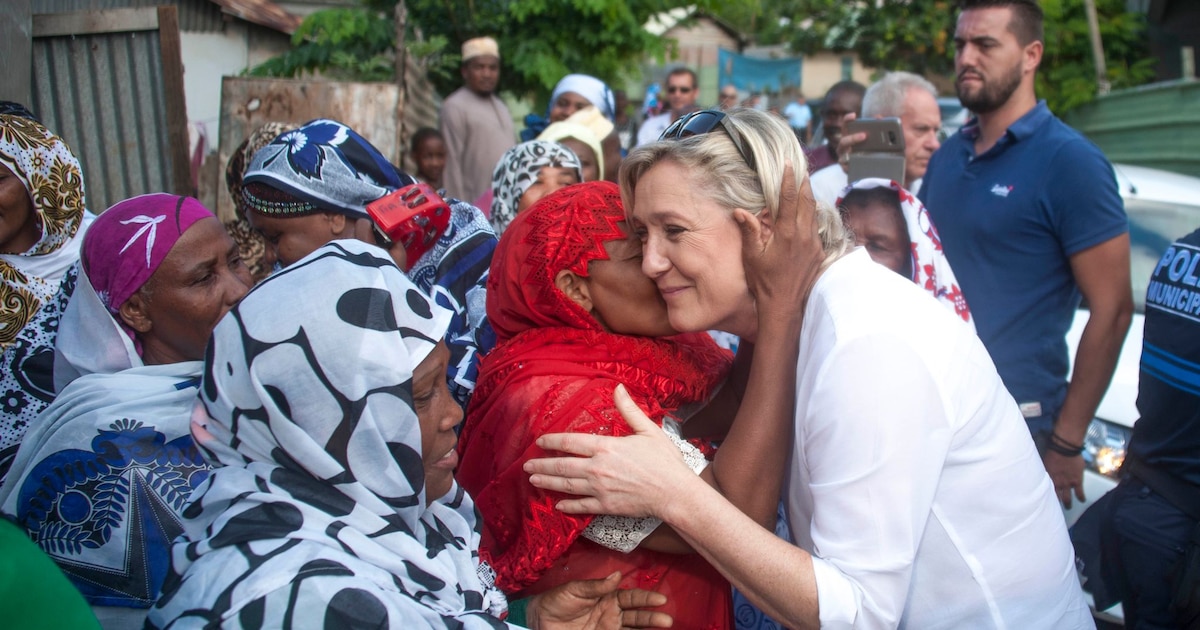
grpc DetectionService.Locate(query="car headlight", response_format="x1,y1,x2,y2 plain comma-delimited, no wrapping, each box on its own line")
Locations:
1082,418,1132,479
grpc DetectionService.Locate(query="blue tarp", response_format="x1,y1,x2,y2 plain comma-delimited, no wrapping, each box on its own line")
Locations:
718,48,803,92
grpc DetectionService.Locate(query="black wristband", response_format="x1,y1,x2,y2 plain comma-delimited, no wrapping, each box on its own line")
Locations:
1048,431,1084,457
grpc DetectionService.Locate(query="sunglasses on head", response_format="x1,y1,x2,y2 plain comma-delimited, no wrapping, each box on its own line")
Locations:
659,109,755,170
667,86,693,94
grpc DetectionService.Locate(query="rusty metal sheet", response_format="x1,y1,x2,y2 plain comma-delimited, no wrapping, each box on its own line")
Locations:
216,77,403,222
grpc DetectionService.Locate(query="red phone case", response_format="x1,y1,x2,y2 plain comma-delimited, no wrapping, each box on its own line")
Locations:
366,182,451,268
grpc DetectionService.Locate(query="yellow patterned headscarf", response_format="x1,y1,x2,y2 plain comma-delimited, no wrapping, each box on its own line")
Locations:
0,113,87,348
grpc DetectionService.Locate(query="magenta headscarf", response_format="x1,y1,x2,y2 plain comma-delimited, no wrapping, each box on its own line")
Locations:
82,194,214,351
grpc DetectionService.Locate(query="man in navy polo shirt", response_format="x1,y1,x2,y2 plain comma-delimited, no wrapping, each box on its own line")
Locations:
919,0,1133,508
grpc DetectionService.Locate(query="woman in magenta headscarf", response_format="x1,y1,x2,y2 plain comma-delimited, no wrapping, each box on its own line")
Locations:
0,194,252,628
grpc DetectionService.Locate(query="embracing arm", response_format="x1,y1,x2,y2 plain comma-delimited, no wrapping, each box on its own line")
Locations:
699,166,823,530
529,331,959,628
678,344,751,441
658,464,820,628
1047,234,1133,507
531,387,821,628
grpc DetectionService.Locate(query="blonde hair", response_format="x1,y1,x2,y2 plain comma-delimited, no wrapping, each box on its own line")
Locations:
619,108,853,265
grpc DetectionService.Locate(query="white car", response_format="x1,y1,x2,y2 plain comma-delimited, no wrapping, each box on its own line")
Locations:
1062,163,1200,625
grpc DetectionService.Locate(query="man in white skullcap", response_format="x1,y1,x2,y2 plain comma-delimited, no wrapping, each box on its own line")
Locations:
440,36,517,203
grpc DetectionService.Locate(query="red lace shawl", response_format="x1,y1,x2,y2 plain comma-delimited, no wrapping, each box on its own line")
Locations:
457,182,734,627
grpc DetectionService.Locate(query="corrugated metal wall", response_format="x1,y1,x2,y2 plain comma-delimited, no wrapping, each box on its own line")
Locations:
35,0,225,33
31,7,190,213
1064,80,1200,179
33,31,174,212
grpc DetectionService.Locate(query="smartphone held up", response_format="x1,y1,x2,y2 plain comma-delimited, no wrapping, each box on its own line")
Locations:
846,118,906,184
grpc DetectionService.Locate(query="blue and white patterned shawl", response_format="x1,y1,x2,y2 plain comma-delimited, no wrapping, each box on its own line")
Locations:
0,261,211,622
407,199,497,405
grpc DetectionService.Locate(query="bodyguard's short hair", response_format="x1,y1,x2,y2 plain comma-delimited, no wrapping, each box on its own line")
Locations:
958,0,1044,45
863,72,939,118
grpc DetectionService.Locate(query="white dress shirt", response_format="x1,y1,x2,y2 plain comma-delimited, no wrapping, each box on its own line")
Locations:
785,250,1093,629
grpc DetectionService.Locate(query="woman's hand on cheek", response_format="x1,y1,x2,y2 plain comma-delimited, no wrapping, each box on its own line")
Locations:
734,162,824,327
526,384,696,520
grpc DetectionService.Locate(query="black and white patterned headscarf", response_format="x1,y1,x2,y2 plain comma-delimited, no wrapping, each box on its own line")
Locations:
489,140,581,236
147,240,508,629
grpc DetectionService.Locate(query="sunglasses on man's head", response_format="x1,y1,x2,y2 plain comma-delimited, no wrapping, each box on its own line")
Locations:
667,86,693,94
658,109,755,170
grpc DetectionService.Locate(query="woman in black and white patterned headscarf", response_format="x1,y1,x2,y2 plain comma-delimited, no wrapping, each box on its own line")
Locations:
147,239,671,629
146,239,507,628
489,140,581,236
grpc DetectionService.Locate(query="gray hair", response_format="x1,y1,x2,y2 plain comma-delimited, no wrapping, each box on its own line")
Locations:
862,72,939,118
619,108,853,268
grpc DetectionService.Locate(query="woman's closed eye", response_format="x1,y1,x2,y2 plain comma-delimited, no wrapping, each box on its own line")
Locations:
413,390,434,409
664,225,687,237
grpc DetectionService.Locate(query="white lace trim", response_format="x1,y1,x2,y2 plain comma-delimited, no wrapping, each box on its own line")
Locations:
581,423,709,553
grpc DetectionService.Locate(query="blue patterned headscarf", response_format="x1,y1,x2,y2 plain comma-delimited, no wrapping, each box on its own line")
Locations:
242,119,415,218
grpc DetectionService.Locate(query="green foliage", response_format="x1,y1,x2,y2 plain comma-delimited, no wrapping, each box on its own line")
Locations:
773,0,960,77
404,0,715,104
249,0,710,105
733,0,1155,113
1036,0,1156,112
247,8,397,81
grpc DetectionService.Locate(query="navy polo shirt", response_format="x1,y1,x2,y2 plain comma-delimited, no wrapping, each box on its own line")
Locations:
919,101,1128,426
1130,228,1200,486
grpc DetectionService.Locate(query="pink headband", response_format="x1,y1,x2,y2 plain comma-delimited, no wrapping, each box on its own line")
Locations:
83,194,214,348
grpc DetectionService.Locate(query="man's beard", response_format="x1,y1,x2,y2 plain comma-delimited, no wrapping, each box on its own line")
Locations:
956,61,1022,114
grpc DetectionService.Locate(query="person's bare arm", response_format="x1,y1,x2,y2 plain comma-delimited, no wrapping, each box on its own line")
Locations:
528,388,821,628
678,342,751,441
701,167,822,529
1046,233,1133,507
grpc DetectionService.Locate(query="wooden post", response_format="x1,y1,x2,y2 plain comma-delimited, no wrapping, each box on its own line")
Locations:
1082,0,1110,96
394,0,408,172
0,0,31,106
157,5,192,196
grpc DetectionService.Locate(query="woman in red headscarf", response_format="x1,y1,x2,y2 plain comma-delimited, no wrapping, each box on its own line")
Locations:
457,180,808,629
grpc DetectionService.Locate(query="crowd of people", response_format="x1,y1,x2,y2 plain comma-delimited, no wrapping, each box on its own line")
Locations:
0,0,1195,628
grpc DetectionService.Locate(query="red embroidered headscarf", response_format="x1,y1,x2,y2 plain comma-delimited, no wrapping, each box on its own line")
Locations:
458,181,735,628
